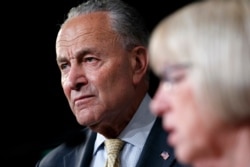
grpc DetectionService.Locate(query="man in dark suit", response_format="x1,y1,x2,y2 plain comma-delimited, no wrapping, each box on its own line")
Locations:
36,0,188,166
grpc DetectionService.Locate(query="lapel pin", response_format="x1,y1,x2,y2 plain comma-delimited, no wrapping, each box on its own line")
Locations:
160,151,169,160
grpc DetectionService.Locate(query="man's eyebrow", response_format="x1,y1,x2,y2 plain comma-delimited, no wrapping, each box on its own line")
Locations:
56,56,68,63
56,48,98,63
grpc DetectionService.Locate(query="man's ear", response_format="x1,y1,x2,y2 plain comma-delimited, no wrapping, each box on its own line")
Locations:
131,46,149,84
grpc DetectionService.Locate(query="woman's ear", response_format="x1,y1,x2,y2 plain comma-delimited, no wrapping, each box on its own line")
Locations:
131,46,149,84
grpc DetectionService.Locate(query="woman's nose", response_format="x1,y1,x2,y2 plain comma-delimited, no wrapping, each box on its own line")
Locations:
150,82,171,116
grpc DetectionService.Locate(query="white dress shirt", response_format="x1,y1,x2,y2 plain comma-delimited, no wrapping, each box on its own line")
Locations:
90,93,156,167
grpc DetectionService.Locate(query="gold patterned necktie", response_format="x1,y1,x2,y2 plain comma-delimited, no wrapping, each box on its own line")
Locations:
104,139,124,167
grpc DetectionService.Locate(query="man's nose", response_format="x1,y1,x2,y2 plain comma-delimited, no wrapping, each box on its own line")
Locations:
65,65,88,91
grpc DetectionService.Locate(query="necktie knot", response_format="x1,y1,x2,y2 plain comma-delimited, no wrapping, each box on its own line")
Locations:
104,139,124,167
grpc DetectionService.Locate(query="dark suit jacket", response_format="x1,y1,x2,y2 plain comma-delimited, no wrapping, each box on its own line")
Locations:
36,117,188,167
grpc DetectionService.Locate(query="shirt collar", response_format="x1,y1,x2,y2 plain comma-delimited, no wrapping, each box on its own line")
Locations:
93,93,156,154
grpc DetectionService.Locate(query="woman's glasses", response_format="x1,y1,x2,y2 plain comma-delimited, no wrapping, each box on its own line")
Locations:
161,63,191,92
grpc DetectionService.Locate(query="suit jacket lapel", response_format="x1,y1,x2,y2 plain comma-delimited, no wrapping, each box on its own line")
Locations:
136,117,176,167
62,118,179,167
64,129,97,167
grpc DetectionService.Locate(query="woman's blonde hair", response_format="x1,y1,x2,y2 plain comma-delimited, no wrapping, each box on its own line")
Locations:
149,0,250,125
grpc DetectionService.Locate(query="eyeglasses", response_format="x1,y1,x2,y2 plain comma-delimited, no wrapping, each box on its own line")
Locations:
161,63,191,92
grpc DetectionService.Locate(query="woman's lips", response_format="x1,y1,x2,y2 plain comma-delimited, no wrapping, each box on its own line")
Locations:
165,126,177,146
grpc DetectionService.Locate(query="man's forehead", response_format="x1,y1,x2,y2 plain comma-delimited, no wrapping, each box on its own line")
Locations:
57,13,115,43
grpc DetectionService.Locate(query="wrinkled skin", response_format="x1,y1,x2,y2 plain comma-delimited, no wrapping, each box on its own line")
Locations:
56,12,148,138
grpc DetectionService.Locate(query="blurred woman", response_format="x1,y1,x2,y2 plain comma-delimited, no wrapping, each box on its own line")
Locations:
148,0,250,167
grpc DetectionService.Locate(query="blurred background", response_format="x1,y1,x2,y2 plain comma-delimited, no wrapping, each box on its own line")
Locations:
1,0,195,166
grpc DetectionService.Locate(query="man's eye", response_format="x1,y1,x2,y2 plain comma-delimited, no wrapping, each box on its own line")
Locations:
59,63,69,70
85,57,96,62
